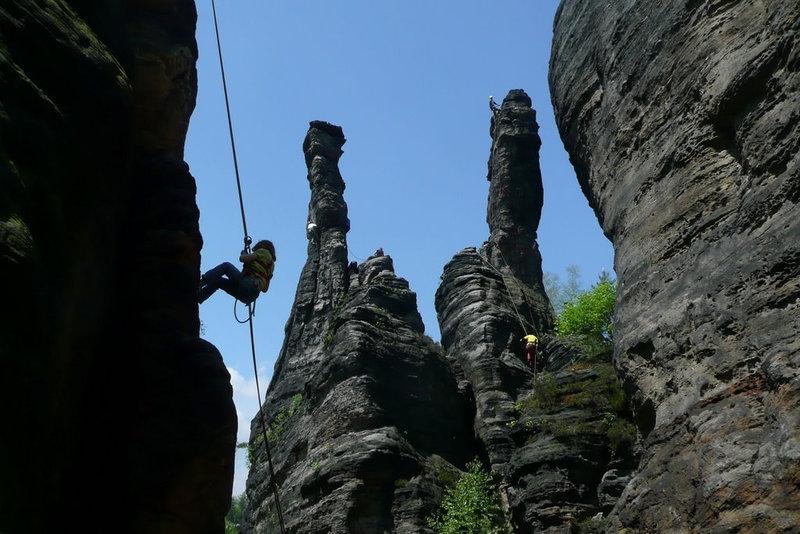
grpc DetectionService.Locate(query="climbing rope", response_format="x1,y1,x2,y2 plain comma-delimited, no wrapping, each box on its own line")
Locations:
477,248,539,337
478,248,546,382
211,0,249,248
247,308,286,533
234,294,256,324
495,247,542,336
477,249,543,382
210,2,286,531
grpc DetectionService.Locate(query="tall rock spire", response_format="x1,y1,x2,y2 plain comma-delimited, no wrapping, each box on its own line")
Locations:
269,121,349,389
436,89,554,471
435,90,634,532
244,121,474,533
485,89,552,329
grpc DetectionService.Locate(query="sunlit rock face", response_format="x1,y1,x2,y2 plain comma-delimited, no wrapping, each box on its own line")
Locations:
550,1,800,531
436,90,554,476
435,91,635,533
0,2,236,532
243,121,476,534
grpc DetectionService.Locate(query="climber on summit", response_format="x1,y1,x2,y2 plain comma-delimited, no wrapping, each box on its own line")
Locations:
199,239,275,304
306,222,318,242
520,333,539,369
489,95,500,114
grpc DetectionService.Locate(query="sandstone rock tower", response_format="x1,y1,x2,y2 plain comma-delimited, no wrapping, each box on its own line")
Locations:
243,122,474,533
550,2,800,531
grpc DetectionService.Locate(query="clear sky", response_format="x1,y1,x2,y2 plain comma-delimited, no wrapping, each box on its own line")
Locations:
185,0,614,496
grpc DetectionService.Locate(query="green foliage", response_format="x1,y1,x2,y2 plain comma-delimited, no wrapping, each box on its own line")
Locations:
511,363,635,453
515,374,559,412
436,468,458,488
532,374,559,409
266,394,303,443
246,434,263,469
225,494,246,533
556,272,616,356
428,459,507,534
248,394,304,468
602,412,617,427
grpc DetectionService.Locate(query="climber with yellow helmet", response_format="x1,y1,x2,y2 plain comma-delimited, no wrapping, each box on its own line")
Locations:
199,239,275,304
520,334,539,369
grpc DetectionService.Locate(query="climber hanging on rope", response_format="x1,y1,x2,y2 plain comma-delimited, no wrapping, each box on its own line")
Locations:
520,333,539,369
199,239,275,304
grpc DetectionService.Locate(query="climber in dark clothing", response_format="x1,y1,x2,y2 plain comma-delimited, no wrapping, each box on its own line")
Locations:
489,95,500,114
199,240,275,304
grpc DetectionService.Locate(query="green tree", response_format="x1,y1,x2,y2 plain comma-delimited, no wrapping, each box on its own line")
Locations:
544,265,582,315
428,459,507,534
556,271,616,356
225,493,246,533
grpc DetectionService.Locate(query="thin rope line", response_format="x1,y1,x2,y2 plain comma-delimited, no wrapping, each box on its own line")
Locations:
248,307,287,533
211,0,249,246
495,247,541,336
477,248,537,336
210,2,283,531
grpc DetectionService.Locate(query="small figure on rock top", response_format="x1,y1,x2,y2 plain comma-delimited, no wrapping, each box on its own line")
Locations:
199,239,275,304
306,222,318,241
489,95,500,114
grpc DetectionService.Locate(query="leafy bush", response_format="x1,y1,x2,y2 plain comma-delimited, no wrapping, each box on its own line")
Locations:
247,394,304,468
556,273,616,356
428,459,507,534
225,493,246,533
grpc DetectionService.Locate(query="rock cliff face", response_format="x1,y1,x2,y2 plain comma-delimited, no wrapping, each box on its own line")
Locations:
247,95,637,533
243,122,476,533
436,89,553,478
436,91,635,533
0,2,236,533
550,1,800,531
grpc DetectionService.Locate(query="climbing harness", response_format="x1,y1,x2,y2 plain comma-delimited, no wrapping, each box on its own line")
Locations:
210,1,286,531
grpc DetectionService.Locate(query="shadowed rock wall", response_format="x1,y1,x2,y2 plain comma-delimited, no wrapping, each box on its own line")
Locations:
0,2,236,532
550,1,800,531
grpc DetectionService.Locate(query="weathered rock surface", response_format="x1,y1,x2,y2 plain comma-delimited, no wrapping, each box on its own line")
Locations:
435,91,636,533
243,93,639,533
550,1,800,531
243,122,476,533
436,92,554,475
0,2,235,532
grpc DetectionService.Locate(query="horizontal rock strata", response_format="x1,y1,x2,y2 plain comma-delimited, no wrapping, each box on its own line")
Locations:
550,1,800,530
436,91,634,532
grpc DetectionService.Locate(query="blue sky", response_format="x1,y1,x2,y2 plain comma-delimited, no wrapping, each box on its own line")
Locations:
185,0,614,496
